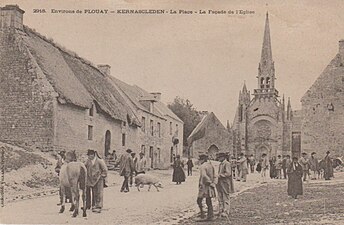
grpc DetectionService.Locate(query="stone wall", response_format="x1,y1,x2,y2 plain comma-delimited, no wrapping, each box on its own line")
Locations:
0,29,56,151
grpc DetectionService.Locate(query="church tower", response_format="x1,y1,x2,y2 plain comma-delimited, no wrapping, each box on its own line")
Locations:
254,12,279,100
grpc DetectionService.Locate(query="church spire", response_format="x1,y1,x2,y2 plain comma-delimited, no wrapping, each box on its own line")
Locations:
260,12,273,69
242,81,248,93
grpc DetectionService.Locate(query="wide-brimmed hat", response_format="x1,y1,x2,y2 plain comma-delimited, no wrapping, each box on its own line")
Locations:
126,149,132,153
198,152,208,160
311,152,316,155
87,149,95,156
58,150,66,155
326,151,330,154
217,152,227,158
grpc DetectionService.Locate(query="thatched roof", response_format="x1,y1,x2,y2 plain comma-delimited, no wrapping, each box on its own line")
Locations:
110,76,183,123
20,26,140,126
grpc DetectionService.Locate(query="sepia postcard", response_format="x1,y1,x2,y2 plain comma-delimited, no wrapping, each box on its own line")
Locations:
0,0,343,224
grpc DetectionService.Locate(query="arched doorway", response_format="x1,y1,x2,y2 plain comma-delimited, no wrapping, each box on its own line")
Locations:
207,144,219,160
255,145,269,160
104,130,111,157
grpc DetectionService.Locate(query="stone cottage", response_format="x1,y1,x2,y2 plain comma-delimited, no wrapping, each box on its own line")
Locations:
0,5,183,168
187,112,232,160
301,40,344,157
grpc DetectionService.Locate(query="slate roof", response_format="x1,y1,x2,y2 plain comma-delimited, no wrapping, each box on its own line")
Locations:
187,112,227,143
20,26,140,126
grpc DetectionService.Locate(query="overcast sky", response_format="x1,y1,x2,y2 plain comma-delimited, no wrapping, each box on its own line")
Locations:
3,0,344,125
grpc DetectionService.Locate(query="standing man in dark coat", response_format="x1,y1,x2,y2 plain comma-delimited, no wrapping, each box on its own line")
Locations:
196,153,217,221
323,151,333,180
287,156,303,199
186,156,194,176
216,152,233,218
85,149,108,213
115,149,134,192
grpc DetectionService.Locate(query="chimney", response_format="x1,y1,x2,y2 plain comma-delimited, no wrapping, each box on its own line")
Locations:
97,64,111,76
339,39,344,56
150,92,161,101
0,5,25,30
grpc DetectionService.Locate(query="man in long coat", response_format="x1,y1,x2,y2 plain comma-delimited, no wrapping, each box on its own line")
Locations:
115,149,134,192
85,149,108,213
287,156,303,199
309,152,319,180
323,151,333,180
216,152,233,218
237,153,248,182
197,153,217,221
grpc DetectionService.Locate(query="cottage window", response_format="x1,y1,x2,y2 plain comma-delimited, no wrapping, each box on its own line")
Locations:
150,120,154,136
157,122,161,137
88,125,93,140
176,124,179,135
122,133,126,146
141,117,146,132
157,148,161,163
169,122,172,135
89,105,94,116
141,145,145,154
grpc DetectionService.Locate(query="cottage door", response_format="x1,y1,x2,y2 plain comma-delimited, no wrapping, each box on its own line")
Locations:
104,130,111,157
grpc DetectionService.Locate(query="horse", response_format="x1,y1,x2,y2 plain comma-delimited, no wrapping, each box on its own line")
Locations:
59,150,87,217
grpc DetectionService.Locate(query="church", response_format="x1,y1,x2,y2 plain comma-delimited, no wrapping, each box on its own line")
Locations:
232,13,294,160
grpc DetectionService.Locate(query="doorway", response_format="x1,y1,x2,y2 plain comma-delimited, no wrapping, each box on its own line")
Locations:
104,130,111,157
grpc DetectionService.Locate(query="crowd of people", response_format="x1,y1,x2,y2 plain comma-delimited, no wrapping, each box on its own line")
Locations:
54,148,339,219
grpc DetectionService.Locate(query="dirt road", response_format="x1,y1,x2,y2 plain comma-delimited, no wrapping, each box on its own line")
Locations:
0,168,264,224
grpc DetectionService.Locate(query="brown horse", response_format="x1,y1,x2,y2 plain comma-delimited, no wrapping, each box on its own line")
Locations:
59,150,87,217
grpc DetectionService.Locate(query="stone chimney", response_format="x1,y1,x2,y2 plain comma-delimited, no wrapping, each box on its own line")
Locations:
0,5,25,30
150,92,161,101
97,64,111,76
339,39,344,56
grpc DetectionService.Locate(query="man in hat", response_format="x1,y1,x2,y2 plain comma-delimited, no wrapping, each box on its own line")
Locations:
196,153,217,221
186,156,194,176
129,152,138,187
216,152,233,218
323,151,333,180
85,149,108,213
309,152,319,180
136,152,147,175
115,149,134,192
299,153,309,181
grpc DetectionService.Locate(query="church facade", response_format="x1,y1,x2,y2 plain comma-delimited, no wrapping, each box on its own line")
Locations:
232,13,294,159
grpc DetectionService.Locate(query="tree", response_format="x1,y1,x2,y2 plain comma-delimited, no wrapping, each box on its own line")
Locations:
168,97,202,146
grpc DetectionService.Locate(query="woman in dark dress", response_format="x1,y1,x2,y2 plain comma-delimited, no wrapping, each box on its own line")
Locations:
172,155,186,184
287,156,303,199
269,156,277,179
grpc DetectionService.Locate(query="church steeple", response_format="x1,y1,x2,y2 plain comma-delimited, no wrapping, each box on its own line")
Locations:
254,12,278,99
260,12,273,72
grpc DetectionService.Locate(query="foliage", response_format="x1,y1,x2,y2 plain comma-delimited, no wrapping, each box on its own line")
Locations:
168,97,203,146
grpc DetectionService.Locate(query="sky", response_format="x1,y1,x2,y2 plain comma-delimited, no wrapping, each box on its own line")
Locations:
3,0,344,125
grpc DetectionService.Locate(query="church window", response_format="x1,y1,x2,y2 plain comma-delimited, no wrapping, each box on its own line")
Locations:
266,77,271,88
239,104,243,122
88,125,93,140
260,78,265,88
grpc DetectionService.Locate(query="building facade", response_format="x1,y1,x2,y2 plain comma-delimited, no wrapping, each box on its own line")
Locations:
188,112,232,160
0,5,183,169
301,40,344,157
232,13,293,159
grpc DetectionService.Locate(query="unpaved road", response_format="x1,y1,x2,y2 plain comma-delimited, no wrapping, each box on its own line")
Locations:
0,167,264,224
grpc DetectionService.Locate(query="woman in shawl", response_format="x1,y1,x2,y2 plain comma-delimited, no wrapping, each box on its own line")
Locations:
172,155,186,184
287,156,303,199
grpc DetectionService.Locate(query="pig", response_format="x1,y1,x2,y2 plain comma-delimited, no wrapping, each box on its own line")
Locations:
134,174,163,192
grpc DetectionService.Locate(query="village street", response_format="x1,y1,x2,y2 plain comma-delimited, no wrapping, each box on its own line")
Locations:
0,166,264,225
180,172,344,225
